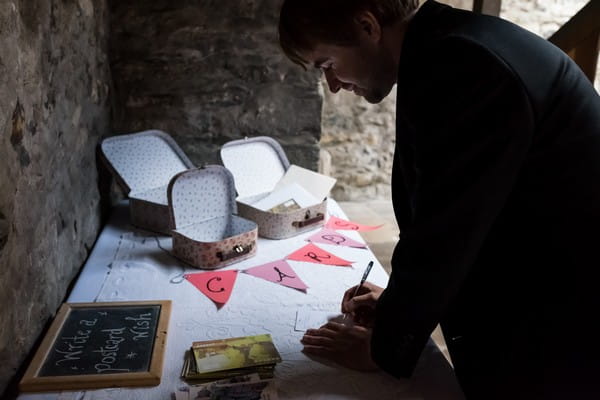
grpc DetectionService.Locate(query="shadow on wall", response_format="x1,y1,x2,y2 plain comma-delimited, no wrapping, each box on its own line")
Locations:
0,213,8,253
0,0,111,396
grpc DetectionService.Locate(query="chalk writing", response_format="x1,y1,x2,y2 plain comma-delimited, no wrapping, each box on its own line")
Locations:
94,327,129,373
127,312,152,341
54,329,91,366
38,305,160,377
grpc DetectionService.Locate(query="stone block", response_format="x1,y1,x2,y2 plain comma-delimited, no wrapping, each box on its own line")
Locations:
109,0,322,172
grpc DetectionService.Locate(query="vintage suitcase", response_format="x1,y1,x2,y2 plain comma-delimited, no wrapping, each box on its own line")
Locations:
168,165,258,269
220,136,328,239
100,130,194,235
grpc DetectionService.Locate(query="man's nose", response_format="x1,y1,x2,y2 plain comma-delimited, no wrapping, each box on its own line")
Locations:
324,69,341,93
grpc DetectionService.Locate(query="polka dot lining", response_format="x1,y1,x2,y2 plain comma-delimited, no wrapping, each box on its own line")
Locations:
169,166,237,228
101,130,193,195
220,136,290,198
169,165,259,269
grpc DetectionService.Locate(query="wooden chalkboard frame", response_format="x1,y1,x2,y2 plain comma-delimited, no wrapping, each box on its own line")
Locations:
19,300,171,393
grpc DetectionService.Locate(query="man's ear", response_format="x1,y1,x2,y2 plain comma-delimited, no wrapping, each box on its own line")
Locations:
355,11,382,43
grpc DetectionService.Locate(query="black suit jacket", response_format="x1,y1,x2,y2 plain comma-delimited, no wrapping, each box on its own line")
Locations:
372,1,600,398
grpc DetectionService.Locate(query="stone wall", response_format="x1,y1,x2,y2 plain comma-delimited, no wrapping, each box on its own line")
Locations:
321,82,396,201
0,0,110,395
109,0,322,172
321,0,595,201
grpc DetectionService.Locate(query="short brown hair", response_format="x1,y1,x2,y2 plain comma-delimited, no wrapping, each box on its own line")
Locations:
279,0,419,67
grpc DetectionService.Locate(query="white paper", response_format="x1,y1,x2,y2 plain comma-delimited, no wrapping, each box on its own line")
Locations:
294,309,345,332
274,165,336,201
251,183,319,211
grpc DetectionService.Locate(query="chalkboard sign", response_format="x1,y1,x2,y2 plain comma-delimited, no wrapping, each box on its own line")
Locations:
20,300,171,392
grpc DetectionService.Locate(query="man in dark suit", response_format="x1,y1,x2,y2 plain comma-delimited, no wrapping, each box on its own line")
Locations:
280,0,600,398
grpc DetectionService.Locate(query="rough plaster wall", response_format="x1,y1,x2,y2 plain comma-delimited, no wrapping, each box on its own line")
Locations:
321,83,396,201
109,0,322,173
0,0,110,394
321,0,596,201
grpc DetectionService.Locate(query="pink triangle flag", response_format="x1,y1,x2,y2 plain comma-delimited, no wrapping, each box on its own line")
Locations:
325,215,383,232
185,270,238,308
306,228,367,249
244,259,308,292
286,243,353,266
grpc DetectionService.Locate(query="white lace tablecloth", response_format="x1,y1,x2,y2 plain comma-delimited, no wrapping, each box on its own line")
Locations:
19,201,464,400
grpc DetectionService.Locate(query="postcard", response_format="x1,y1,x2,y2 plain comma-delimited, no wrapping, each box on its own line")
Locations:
294,309,345,332
268,199,301,214
192,334,282,374
252,183,319,212
273,165,336,201
211,379,271,400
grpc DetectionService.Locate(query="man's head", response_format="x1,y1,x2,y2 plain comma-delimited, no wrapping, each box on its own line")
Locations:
279,0,418,103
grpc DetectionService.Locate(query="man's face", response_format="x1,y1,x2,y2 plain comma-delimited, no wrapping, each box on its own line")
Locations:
303,39,396,104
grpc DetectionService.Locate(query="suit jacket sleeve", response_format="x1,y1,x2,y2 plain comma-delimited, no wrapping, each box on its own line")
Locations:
371,36,536,378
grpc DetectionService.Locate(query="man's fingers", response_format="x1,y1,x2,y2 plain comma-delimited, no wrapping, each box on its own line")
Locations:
349,324,370,334
301,324,378,371
322,321,347,332
347,324,371,339
345,293,377,313
343,285,360,302
342,283,381,312
361,281,383,292
300,334,336,347
305,323,344,339
341,286,359,313
301,345,336,358
342,282,385,313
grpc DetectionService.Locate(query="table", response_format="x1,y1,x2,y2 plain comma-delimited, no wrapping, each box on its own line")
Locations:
19,201,464,399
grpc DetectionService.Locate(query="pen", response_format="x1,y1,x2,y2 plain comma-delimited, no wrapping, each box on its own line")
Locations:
343,260,374,321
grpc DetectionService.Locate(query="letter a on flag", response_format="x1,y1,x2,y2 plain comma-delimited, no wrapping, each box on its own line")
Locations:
244,259,308,292
185,270,238,308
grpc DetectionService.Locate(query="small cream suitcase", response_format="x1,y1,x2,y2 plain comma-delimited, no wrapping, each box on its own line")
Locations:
220,136,327,239
168,165,258,269
100,130,194,234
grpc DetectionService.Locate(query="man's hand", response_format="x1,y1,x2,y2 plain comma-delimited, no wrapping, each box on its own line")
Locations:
300,321,379,371
341,282,384,327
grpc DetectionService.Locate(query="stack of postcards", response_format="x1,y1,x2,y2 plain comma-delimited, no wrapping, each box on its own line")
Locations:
181,333,281,388
174,373,278,400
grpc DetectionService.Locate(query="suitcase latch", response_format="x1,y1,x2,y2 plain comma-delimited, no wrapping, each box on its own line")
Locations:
217,244,252,261
292,212,325,228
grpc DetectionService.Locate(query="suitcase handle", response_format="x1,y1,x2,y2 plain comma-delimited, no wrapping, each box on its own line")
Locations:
292,212,325,228
217,244,252,261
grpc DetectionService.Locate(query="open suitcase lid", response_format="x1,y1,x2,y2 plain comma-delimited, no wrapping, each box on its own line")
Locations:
168,165,238,229
100,130,194,195
220,136,291,198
